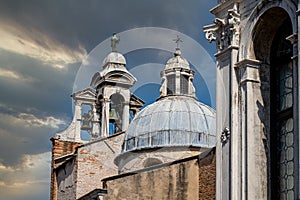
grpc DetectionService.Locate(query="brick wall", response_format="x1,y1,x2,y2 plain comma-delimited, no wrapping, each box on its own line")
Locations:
75,133,124,199
199,149,216,200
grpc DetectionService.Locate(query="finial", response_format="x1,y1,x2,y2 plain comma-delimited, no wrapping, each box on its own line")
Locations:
111,33,120,52
173,35,183,48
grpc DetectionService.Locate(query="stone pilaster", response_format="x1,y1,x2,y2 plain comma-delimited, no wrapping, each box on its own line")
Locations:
235,59,267,200
74,101,82,141
204,2,241,200
175,69,181,95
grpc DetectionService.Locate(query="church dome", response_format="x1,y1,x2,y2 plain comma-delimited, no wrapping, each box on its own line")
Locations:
102,52,126,67
122,95,216,153
165,48,190,70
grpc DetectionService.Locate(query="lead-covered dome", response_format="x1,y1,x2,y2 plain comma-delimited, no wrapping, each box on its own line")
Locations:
122,95,216,153
102,52,126,67
165,48,190,70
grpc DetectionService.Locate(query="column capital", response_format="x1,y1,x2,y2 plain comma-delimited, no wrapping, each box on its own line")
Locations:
203,3,240,52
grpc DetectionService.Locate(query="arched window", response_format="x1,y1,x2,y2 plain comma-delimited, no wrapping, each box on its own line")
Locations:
270,18,294,199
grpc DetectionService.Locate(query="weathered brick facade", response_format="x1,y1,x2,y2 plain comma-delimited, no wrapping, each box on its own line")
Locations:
199,149,216,200
50,139,82,200
75,132,124,198
50,133,125,200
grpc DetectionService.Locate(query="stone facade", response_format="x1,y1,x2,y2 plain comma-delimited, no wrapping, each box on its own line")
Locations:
204,0,299,199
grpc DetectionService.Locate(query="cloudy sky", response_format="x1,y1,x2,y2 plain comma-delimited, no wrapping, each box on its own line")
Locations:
0,1,216,199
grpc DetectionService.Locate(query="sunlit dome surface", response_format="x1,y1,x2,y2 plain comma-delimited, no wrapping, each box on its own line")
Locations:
122,95,216,152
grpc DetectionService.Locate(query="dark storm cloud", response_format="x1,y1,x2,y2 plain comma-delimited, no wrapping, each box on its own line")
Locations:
0,49,77,117
0,0,216,52
0,118,56,166
0,49,77,166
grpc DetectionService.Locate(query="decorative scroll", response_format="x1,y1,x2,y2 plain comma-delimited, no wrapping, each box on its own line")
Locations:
220,127,230,143
203,3,240,52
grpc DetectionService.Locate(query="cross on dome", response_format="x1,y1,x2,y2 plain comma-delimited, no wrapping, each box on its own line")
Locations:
173,35,183,48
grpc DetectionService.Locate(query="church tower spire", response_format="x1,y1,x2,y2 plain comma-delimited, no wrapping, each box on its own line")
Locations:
159,38,196,98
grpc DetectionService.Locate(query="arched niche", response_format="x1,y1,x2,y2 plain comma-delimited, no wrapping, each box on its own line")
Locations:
109,93,125,135
250,6,296,199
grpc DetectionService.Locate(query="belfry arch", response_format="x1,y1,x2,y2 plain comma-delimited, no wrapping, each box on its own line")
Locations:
109,93,125,135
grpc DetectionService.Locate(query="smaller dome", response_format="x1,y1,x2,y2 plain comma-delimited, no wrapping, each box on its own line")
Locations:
122,96,216,153
165,48,190,70
102,52,126,67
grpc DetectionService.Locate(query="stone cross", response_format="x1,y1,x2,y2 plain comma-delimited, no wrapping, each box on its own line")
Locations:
111,33,120,52
173,35,183,48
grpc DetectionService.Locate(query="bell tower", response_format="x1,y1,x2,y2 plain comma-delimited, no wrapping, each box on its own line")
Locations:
91,34,137,137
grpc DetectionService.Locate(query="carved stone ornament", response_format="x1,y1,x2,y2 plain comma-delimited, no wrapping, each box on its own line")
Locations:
203,3,240,51
220,127,230,143
111,33,120,52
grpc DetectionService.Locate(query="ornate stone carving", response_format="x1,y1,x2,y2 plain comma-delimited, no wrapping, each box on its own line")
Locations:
203,3,240,51
220,127,230,143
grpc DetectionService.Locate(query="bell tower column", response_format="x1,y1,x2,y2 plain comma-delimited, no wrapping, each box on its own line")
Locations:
100,98,110,137
91,104,100,139
122,101,130,131
74,101,82,141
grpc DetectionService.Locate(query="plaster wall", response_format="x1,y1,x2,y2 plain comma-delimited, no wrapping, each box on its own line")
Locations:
104,158,200,200
117,147,208,173
103,150,216,200
56,159,77,200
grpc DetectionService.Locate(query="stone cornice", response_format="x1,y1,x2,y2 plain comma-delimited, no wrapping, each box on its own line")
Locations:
235,58,261,68
235,59,261,84
215,45,239,58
